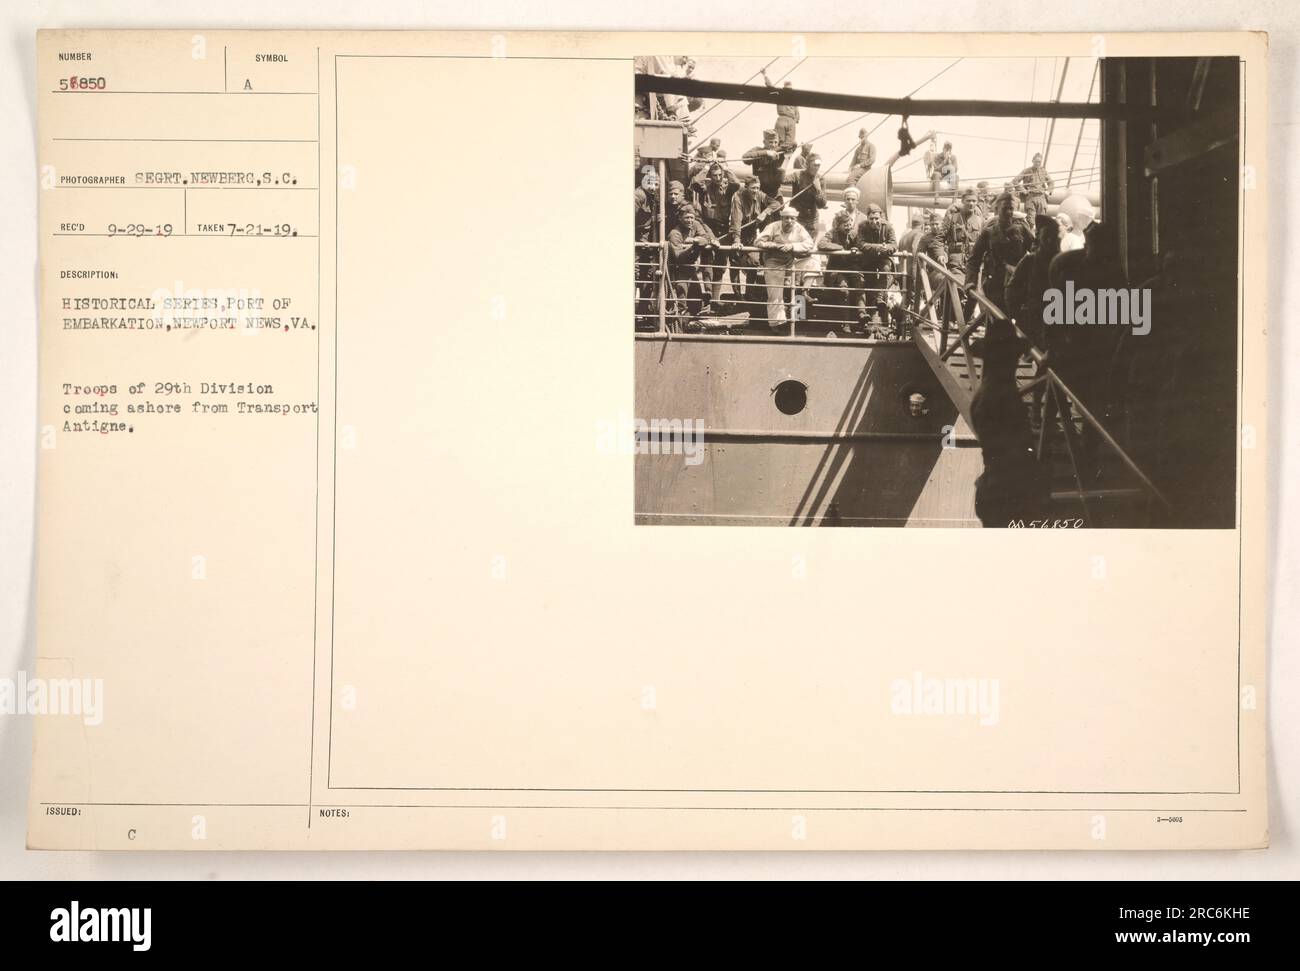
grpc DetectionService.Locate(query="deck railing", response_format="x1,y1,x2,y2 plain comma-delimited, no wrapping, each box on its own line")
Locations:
635,240,906,335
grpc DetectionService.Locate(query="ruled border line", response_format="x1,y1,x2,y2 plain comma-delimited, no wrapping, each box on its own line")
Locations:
316,52,1250,804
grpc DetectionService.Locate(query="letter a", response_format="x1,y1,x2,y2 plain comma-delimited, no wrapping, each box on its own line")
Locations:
1042,288,1064,327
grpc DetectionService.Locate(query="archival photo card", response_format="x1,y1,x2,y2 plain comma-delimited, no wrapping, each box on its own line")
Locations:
26,30,1267,851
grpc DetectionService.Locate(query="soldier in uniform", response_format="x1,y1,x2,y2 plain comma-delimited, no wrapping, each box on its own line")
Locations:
816,209,865,320
729,175,782,298
931,140,959,192
940,188,986,282
923,134,939,188
742,129,790,198
855,203,898,325
634,187,658,329
693,138,722,162
896,214,925,311
692,163,737,303
761,69,800,151
914,209,949,312
967,193,1031,337
790,152,828,240
1013,153,1055,235
847,128,877,182
897,215,924,268
666,180,689,229
666,205,720,322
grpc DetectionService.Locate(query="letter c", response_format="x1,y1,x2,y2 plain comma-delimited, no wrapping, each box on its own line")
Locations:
127,829,136,840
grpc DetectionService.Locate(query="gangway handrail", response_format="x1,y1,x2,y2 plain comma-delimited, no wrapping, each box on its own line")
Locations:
909,251,1173,517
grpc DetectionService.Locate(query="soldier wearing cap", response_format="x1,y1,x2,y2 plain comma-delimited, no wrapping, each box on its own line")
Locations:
730,175,782,297
693,137,722,162
666,204,720,320
940,188,986,281
742,129,789,197
897,214,925,308
817,209,865,315
692,163,734,238
855,203,898,324
848,128,878,183
968,192,1030,319
898,214,925,255
790,152,827,239
1013,153,1055,236
755,206,817,331
692,163,737,302
689,138,729,185
915,209,949,311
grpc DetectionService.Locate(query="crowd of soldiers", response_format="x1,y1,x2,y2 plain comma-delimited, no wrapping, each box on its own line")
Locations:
633,105,906,336
633,151,900,335
634,137,1074,338
634,57,1085,343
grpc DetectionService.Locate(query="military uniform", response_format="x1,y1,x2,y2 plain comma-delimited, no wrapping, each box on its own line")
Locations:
855,219,898,317
847,138,877,182
816,223,864,305
775,103,800,152
730,188,780,295
666,219,719,318
790,170,827,239
692,180,736,301
914,227,949,313
940,209,986,280
742,142,789,197
1014,164,1055,232
968,220,1030,326
930,149,959,191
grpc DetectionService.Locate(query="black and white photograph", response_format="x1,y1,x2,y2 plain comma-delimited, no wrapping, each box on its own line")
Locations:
634,54,1241,528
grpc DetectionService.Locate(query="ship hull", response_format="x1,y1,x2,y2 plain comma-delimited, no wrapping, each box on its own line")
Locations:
635,334,982,526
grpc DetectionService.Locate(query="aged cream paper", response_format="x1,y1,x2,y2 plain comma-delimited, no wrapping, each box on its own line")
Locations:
28,29,1267,849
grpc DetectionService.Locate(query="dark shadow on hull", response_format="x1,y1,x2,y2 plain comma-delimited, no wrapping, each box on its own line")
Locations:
787,354,959,527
